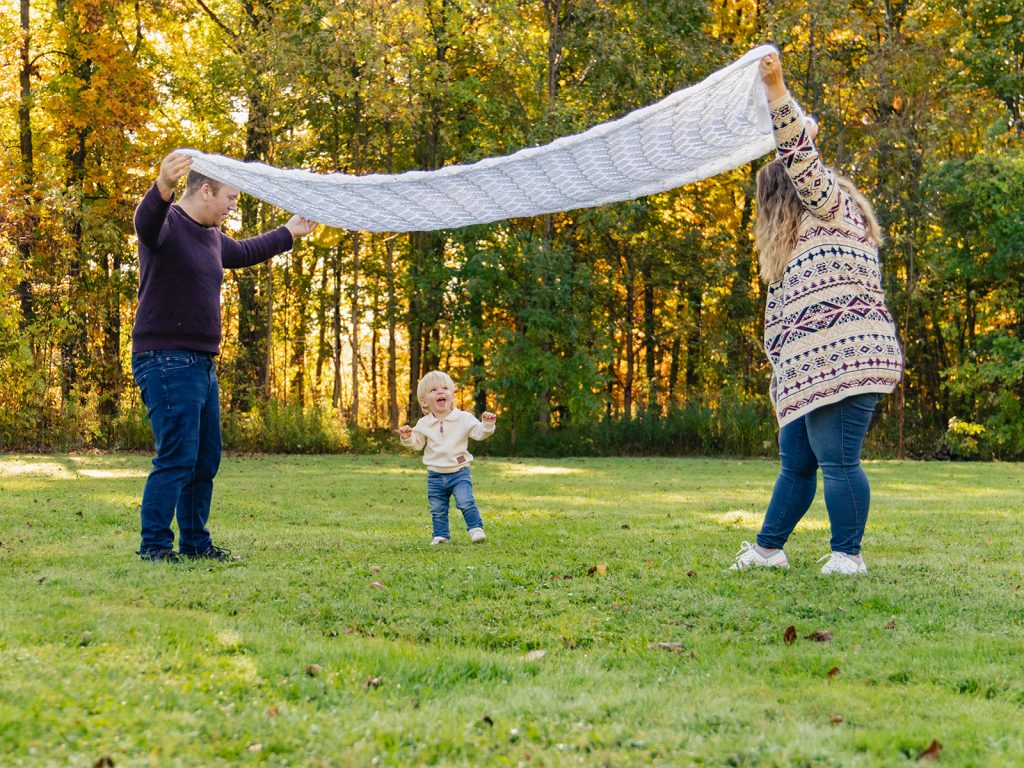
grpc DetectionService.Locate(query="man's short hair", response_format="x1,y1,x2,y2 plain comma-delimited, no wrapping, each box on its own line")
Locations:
184,170,223,195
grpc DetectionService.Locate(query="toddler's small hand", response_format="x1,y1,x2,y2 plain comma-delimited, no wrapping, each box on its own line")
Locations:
397,425,413,439
482,411,497,423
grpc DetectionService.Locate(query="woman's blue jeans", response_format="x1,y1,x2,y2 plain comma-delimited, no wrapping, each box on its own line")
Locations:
427,467,483,538
757,393,880,555
132,350,221,555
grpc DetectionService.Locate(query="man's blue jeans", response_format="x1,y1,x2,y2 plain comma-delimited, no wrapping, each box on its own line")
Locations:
132,350,221,555
758,393,880,555
427,467,483,539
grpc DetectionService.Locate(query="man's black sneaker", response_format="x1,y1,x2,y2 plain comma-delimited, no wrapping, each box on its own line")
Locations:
140,548,181,563
181,545,233,562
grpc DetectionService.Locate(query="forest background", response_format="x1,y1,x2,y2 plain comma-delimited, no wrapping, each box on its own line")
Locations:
1,0,1021,459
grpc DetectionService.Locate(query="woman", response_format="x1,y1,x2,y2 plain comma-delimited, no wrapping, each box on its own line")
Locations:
731,52,904,574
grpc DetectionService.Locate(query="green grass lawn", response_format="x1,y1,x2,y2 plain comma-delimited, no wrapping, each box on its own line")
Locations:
1,453,1022,767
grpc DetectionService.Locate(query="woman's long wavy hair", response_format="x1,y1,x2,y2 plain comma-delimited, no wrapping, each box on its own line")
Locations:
754,159,883,284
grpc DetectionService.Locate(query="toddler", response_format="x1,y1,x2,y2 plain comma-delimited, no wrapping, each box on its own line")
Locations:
398,371,497,544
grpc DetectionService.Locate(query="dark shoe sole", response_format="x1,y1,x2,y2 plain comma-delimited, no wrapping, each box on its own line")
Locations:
180,548,234,562
139,550,180,563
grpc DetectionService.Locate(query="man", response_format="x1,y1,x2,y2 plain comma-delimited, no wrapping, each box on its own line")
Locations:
132,152,317,562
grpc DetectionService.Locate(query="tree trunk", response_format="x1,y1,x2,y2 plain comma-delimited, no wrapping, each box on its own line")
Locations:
233,87,273,411
370,288,379,429
642,258,658,415
685,284,703,397
332,249,343,408
385,240,399,430
350,232,361,425
314,253,329,404
290,248,306,407
17,0,35,326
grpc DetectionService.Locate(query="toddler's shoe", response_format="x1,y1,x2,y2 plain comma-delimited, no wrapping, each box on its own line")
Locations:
729,540,789,570
468,527,487,543
430,536,449,546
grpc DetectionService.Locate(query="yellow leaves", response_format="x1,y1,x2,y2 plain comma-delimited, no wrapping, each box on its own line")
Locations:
310,226,345,249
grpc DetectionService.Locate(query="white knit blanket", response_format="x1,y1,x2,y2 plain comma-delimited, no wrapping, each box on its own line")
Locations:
180,45,776,233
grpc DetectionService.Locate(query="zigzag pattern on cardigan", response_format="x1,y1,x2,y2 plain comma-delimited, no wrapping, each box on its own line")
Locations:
777,375,902,423
763,92,903,426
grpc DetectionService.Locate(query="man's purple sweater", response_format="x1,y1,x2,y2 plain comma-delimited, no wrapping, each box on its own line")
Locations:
132,183,294,354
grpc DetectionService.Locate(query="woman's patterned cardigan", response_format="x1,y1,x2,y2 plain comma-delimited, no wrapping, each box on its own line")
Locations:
763,93,904,427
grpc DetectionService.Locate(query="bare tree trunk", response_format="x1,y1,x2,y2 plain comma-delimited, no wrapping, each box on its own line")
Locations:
97,248,123,433
350,232,361,426
314,254,329,404
623,276,635,420
371,290,379,429
385,240,399,430
642,258,658,415
332,249,342,409
233,87,273,410
263,253,273,401
290,248,307,407
685,284,703,397
17,0,35,326
620,245,635,419
56,1,92,407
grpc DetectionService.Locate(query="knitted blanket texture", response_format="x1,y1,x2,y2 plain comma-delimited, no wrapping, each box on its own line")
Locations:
179,46,777,232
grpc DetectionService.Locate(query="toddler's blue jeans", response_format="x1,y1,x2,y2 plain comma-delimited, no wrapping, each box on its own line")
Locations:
427,467,483,539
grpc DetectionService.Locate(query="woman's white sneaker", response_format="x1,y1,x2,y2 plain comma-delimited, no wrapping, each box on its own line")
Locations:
818,551,867,574
468,527,487,543
729,541,789,570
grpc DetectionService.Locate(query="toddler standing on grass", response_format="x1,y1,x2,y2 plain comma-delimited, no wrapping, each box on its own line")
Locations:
398,371,497,545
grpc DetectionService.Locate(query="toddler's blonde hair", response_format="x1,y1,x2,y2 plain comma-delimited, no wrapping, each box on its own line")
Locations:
417,370,456,412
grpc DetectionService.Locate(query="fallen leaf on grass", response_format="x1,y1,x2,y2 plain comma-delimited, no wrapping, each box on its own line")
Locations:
827,666,840,680
620,524,630,529
784,625,797,645
686,570,696,578
370,565,381,574
648,642,685,654
267,704,280,717
369,581,387,590
365,676,383,688
481,715,494,727
587,564,607,576
524,650,546,661
550,574,573,581
884,619,897,630
305,664,323,677
829,715,844,724
806,630,833,643
93,758,115,768
918,739,943,762
248,743,262,753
